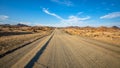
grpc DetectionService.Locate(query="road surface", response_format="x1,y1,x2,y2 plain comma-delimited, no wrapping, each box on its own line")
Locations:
0,29,120,68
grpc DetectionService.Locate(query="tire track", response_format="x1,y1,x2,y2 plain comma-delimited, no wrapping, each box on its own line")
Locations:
58,36,81,68
64,33,120,68
0,36,47,68
47,34,56,68
30,29,120,68
60,34,97,68
25,33,54,68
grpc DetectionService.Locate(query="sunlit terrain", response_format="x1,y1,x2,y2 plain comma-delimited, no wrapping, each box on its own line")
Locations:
0,0,120,68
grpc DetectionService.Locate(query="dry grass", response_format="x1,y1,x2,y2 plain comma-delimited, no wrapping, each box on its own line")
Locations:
64,26,120,45
0,25,54,55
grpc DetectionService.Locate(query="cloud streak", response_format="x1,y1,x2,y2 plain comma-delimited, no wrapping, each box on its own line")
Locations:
43,8,90,26
19,22,32,25
51,0,73,6
100,12,120,19
61,15,90,24
43,8,63,20
0,15,9,20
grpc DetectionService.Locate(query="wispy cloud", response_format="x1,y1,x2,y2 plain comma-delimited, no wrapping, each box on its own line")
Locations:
0,15,9,20
43,8,63,20
51,0,73,6
19,22,32,25
62,15,90,24
43,8,90,26
100,12,120,19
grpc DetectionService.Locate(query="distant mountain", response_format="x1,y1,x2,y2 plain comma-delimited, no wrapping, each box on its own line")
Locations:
0,24,11,27
16,23,29,27
111,26,119,29
0,23,29,27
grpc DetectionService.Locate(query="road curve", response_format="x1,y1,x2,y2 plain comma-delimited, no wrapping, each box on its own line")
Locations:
0,29,120,68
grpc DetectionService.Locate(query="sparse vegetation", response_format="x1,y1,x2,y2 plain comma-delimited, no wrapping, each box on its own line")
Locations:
0,24,54,55
64,26,120,45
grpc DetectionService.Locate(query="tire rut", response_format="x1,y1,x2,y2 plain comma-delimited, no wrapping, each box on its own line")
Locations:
25,33,54,68
64,34,120,68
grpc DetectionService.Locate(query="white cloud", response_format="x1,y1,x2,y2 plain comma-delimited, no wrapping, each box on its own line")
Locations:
19,22,31,25
0,15,9,20
61,15,90,24
43,8,63,20
51,0,73,6
100,12,120,19
43,8,90,26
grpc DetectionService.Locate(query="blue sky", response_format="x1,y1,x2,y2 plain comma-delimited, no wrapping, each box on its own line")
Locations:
0,0,120,27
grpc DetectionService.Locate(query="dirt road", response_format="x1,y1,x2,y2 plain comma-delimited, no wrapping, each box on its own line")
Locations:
0,29,120,68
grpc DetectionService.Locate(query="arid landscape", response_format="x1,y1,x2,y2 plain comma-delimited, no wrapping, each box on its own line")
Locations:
0,24,120,68
0,24,54,56
64,26,120,45
0,0,120,68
